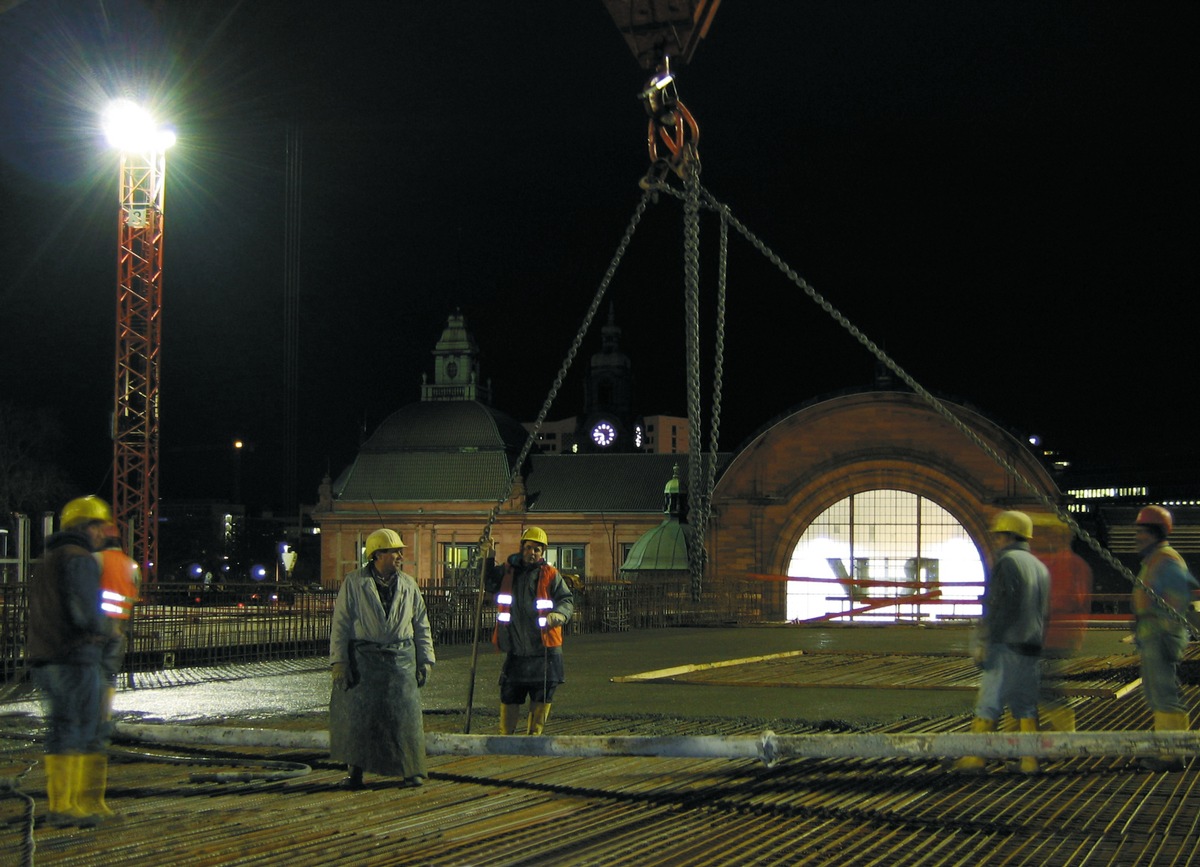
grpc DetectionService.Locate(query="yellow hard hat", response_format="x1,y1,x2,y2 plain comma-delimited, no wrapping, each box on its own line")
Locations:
365,528,405,560
990,510,1033,540
521,526,549,546
61,495,113,529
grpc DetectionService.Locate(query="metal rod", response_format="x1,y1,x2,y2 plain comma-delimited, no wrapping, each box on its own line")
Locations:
463,548,490,734
114,723,1200,766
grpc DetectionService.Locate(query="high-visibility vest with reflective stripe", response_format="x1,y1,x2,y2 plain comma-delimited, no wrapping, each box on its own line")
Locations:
493,562,563,650
97,548,140,620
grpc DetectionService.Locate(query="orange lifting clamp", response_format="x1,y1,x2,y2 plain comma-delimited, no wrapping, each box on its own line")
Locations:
640,56,700,184
599,0,720,185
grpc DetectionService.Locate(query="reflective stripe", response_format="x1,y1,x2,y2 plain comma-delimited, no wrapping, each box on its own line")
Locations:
492,562,564,650
102,590,129,603
101,602,124,615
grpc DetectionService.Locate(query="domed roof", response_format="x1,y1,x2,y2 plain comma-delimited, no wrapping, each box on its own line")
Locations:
622,467,691,573
333,400,529,503
621,517,691,573
362,400,528,453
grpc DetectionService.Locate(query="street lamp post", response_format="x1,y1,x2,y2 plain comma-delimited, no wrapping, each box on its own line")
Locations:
103,100,175,582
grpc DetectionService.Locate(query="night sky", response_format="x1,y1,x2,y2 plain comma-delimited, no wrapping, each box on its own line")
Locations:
1,1,1196,513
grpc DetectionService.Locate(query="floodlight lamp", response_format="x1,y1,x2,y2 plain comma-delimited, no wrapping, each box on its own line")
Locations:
103,99,174,153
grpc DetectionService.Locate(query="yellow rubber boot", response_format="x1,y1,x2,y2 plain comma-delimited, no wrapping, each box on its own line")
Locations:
952,717,995,773
45,755,72,820
76,754,115,818
45,754,96,827
1041,702,1076,733
499,704,522,735
527,702,552,736
1018,718,1040,775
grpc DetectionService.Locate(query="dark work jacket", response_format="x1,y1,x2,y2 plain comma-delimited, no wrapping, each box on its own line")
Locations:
27,529,107,664
486,554,574,657
981,541,1050,656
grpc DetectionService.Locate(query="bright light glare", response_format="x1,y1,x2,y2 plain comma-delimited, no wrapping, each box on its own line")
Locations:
785,493,986,622
103,99,175,152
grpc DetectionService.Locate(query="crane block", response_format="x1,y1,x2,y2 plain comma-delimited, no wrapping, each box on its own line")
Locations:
600,0,722,69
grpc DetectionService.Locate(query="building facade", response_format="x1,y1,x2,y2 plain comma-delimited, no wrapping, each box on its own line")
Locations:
313,313,1069,626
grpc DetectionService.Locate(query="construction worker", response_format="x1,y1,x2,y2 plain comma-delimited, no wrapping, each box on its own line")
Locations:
1131,505,1197,772
329,528,434,789
95,526,140,755
484,527,574,735
1031,513,1093,733
955,510,1050,774
27,495,114,826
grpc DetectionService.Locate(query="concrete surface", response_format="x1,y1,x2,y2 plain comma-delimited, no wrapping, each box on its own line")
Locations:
4,623,1139,728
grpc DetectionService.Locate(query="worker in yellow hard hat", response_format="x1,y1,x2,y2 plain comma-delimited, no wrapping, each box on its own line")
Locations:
955,510,1050,775
27,496,115,826
484,527,574,736
329,528,435,789
1130,505,1197,772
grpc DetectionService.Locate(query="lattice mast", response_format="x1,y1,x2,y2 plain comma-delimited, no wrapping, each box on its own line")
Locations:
111,142,166,581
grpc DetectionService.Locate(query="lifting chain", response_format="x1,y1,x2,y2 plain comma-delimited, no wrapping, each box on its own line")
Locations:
682,161,705,599
680,167,727,600
462,188,655,732
646,177,1196,639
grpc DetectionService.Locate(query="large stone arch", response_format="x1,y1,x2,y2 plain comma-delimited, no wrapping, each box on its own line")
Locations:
709,391,1062,589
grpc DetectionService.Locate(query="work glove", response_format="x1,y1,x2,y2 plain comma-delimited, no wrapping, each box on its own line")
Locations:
331,662,349,691
416,665,430,688
545,611,567,628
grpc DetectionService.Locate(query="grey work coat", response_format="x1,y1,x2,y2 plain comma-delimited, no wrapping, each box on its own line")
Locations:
329,566,435,778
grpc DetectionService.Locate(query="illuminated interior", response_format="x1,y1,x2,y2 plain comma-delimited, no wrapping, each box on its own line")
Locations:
786,490,985,622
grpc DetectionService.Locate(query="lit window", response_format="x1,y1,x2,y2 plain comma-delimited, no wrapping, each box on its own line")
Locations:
786,491,984,623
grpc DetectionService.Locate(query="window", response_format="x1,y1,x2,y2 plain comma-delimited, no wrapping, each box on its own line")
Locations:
786,491,984,622
547,544,585,576
442,543,481,586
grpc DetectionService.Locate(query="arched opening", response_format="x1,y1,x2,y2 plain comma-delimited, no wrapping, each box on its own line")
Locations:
786,489,985,622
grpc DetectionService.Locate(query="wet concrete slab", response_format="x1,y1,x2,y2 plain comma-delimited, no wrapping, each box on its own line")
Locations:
4,624,1140,727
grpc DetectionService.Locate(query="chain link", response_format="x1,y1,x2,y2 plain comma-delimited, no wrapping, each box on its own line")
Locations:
468,187,655,567
645,176,1193,638
705,212,727,534
682,164,707,600
463,188,656,732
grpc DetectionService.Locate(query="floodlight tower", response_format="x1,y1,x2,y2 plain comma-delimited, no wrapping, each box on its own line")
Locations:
103,100,175,582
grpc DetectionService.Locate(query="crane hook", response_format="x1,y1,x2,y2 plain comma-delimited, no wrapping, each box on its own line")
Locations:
639,56,700,185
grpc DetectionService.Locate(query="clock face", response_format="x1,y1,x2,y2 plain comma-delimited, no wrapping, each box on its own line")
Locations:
445,360,458,379
591,422,617,447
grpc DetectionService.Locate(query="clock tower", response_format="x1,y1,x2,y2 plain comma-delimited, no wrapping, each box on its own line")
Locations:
579,305,633,452
420,310,492,403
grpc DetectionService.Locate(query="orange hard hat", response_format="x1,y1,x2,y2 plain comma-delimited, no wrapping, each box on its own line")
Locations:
1135,505,1173,535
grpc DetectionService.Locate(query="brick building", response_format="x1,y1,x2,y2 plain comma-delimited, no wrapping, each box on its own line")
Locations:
312,312,1068,624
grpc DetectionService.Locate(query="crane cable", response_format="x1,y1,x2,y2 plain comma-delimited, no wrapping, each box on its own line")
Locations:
681,161,726,601
461,188,655,733
646,176,1195,639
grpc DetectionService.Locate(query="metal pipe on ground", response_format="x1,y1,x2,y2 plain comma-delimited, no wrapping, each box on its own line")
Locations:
114,722,1200,766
